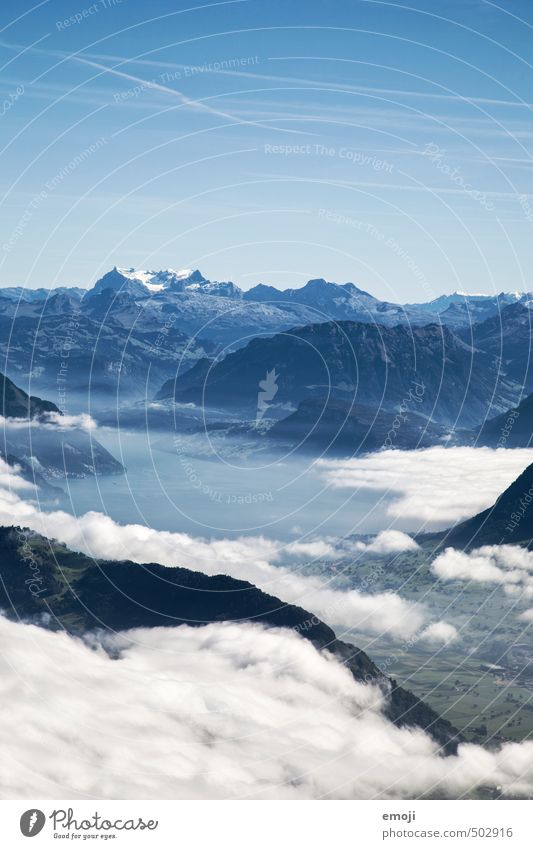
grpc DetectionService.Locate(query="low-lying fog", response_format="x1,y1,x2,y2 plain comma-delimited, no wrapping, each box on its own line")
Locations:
48,425,533,542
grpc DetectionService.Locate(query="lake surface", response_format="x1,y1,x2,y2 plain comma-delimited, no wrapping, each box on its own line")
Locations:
52,427,407,541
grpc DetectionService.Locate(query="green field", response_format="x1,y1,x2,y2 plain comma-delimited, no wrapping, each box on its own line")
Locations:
305,541,533,744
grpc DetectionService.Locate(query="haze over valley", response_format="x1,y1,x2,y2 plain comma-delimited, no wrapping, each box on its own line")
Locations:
4,0,533,806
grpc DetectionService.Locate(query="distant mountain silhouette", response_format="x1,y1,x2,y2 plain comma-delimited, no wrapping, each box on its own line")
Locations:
159,320,518,428
268,395,453,454
2,269,532,406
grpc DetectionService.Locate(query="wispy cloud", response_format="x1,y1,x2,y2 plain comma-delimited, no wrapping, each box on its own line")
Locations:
81,50,533,110
0,40,315,136
433,545,533,602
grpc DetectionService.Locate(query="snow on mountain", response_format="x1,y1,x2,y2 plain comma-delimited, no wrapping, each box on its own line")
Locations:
0,286,86,302
4,267,533,345
88,267,200,298
1,266,533,405
187,280,243,299
409,290,527,315
86,266,245,301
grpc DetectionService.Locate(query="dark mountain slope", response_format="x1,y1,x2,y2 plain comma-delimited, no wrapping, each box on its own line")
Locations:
474,391,533,448
460,302,533,394
0,308,212,401
439,462,533,549
0,525,457,752
0,373,123,480
0,370,59,419
2,424,123,479
268,395,452,454
159,320,517,428
156,356,213,401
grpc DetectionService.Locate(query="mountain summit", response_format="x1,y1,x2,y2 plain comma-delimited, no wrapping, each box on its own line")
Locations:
3,267,533,410
87,266,203,298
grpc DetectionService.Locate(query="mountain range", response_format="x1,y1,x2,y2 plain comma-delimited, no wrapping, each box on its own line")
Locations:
1,267,532,417
0,289,211,403
82,266,530,330
159,319,519,428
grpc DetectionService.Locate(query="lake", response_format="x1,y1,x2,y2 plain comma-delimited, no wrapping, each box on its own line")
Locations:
53,427,408,541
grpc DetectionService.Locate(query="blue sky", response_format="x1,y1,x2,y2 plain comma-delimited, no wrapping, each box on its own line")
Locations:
1,0,533,300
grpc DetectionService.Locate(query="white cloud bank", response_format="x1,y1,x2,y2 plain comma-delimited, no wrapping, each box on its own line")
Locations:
0,481,425,640
0,457,457,643
355,529,419,554
43,411,97,430
433,545,533,598
419,621,459,646
0,412,97,431
432,545,533,625
317,447,533,525
0,616,530,800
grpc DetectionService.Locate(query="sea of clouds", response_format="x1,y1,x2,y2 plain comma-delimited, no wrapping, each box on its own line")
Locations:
1,616,533,800
4,444,533,799
0,457,455,643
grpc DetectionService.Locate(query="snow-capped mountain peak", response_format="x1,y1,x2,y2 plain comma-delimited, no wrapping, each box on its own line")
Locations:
76,266,533,332
114,266,195,289
87,266,213,300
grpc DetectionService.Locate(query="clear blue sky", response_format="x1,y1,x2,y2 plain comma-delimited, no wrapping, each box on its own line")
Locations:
1,0,533,301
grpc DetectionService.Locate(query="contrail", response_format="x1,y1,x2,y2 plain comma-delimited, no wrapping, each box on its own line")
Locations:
0,39,314,136
73,54,246,121
71,54,315,136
